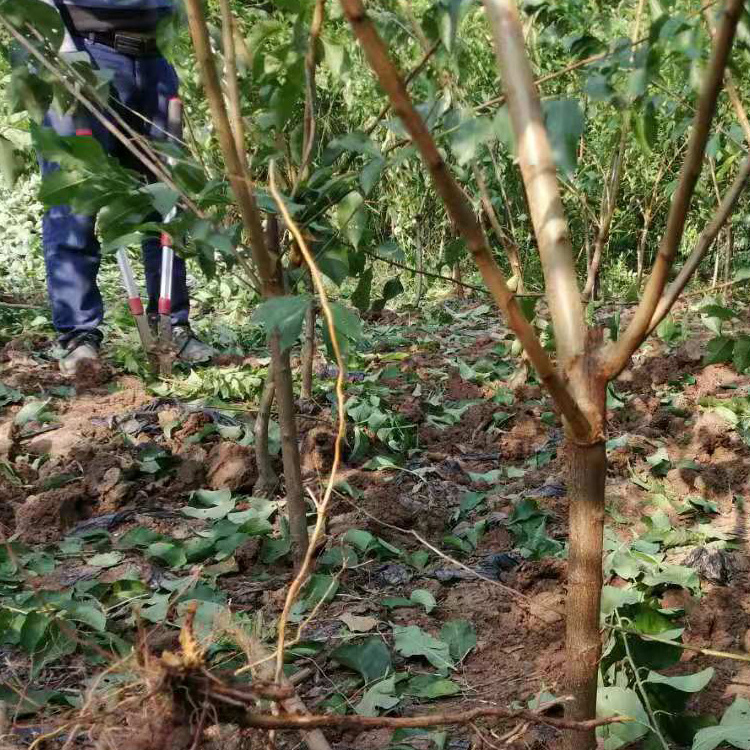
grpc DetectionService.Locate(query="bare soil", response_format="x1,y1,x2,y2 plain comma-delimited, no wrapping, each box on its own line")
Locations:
2,304,750,749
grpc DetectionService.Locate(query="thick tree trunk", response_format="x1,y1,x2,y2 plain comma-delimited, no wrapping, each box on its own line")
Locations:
253,365,278,497
301,289,316,401
563,438,607,750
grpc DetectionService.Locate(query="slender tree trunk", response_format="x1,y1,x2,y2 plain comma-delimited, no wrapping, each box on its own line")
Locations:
301,292,316,401
266,217,309,564
564,438,607,750
724,223,733,295
254,365,278,496
712,247,721,289
583,131,626,301
415,224,425,305
453,264,465,299
636,205,651,283
271,335,309,564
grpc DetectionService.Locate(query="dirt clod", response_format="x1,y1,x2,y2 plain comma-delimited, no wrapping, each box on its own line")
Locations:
15,484,91,543
206,442,257,491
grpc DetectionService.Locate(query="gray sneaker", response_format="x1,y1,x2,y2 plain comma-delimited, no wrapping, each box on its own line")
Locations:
173,325,215,363
59,332,101,376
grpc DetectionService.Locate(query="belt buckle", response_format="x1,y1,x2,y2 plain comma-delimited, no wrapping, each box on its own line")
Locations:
114,32,147,56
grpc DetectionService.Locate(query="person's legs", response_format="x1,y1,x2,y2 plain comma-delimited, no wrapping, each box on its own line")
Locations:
40,108,104,347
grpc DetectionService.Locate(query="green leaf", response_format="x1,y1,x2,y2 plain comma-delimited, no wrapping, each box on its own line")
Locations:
14,399,54,426
20,611,50,653
260,518,292,563
449,113,496,165
147,542,187,568
2,0,65,49
596,687,651,749
182,496,236,520
394,625,454,672
634,100,658,153
253,295,312,352
440,620,476,662
352,267,373,313
88,551,123,568
337,191,367,249
118,526,161,549
645,667,714,693
64,601,106,632
704,336,734,365
733,335,750,373
409,589,437,614
0,383,23,407
692,698,750,750
344,529,376,552
542,98,585,175
0,136,21,187
404,673,462,699
360,157,386,195
332,636,392,682
356,675,401,716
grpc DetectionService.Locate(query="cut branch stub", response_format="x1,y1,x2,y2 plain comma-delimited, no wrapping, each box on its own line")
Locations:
337,0,593,443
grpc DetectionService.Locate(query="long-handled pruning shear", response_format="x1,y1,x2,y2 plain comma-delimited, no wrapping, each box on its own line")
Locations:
156,96,183,376
111,97,183,375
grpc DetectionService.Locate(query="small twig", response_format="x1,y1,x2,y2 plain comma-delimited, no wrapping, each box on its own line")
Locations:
607,623,750,664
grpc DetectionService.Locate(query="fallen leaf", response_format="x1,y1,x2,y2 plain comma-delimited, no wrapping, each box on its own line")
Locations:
339,613,379,632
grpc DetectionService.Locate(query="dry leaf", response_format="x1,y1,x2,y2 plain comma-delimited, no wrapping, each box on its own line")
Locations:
339,613,378,632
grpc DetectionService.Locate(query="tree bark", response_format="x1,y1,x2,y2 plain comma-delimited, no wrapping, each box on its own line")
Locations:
564,438,607,750
254,365,278,497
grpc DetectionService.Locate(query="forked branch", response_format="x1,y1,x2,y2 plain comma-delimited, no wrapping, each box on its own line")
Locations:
605,0,746,377
337,0,592,442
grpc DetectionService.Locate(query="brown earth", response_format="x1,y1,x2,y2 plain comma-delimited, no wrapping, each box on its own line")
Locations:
2,305,750,750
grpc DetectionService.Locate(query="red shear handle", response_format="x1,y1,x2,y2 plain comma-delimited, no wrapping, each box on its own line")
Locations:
158,298,172,315
128,297,144,316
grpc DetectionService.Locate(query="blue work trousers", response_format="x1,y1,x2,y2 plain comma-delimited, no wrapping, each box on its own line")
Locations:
41,38,189,344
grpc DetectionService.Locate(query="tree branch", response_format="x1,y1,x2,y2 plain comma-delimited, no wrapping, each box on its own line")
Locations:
229,706,629,732
184,0,279,295
219,0,245,160
647,153,750,333
294,0,326,193
337,0,593,442
482,0,587,372
605,0,745,378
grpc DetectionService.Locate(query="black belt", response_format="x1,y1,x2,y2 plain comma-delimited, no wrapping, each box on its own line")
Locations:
84,31,159,57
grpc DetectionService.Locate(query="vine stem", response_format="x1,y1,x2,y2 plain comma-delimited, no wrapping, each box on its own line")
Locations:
616,611,671,750
266,162,349,687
